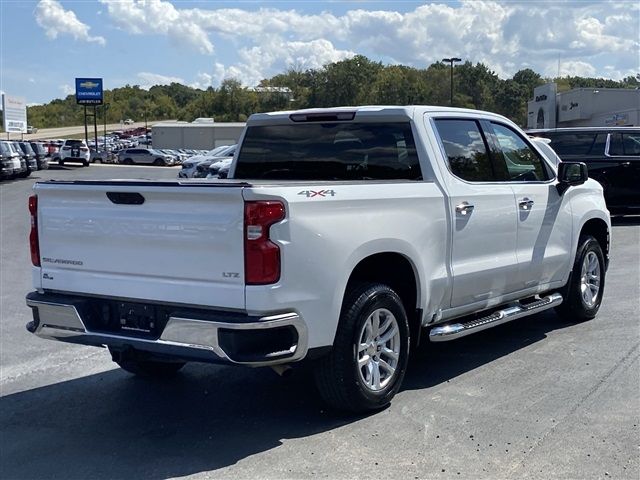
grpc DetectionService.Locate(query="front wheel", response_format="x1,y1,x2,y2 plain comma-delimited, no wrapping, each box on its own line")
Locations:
556,235,606,322
314,282,410,412
153,158,166,166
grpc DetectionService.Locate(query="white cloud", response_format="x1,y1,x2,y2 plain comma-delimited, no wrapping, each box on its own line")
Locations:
98,1,639,84
137,72,185,89
35,0,106,46
59,84,74,95
99,0,212,54
544,60,597,77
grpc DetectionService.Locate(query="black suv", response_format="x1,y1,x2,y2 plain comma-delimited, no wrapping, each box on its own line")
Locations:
528,127,640,215
29,142,50,170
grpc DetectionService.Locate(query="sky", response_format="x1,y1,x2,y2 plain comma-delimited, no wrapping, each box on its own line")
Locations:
1,0,638,105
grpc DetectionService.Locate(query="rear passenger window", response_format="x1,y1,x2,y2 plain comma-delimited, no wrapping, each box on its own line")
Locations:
491,123,550,181
434,119,494,182
609,133,640,156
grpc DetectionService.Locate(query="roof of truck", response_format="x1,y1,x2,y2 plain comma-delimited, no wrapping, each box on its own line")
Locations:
248,105,509,124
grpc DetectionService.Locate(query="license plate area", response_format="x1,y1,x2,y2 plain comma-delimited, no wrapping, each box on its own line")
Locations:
118,302,157,335
72,148,80,157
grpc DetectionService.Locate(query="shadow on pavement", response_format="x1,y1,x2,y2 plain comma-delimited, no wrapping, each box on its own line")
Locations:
1,309,572,479
404,309,567,391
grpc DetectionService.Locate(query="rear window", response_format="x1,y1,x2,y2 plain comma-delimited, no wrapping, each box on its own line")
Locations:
234,122,421,180
65,140,84,146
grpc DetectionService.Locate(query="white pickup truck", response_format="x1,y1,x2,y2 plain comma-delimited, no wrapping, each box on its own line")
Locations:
26,106,610,412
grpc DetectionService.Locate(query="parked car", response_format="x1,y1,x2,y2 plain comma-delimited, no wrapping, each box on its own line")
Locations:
15,142,38,173
124,119,134,125
90,150,118,164
57,139,91,166
29,142,50,170
0,141,22,179
27,106,610,412
158,149,182,164
118,148,176,166
193,145,236,178
528,127,640,215
206,158,233,179
178,145,231,178
27,125,38,134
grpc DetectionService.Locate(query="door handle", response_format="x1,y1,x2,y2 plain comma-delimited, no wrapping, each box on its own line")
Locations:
455,201,475,215
519,198,534,210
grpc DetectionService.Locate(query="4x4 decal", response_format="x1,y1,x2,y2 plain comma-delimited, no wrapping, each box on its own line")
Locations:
297,189,336,198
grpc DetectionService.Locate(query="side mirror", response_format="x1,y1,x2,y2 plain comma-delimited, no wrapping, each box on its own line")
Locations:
557,161,588,194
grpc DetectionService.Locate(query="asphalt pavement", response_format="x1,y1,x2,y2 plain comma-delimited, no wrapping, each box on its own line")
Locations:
1,165,638,479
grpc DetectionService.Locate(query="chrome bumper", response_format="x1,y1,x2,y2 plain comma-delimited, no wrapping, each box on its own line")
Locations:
26,293,308,367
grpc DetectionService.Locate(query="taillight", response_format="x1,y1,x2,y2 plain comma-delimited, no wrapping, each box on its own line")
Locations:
28,195,40,267
244,201,285,285
80,147,88,151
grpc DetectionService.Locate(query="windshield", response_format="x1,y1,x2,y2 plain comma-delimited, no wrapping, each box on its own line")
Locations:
21,143,35,155
234,122,421,180
30,143,47,154
207,145,230,156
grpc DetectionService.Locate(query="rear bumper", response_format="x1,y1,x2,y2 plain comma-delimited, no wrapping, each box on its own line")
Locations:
26,291,308,367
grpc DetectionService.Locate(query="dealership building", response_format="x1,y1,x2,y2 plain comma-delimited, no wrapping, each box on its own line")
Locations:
527,83,640,129
151,121,246,150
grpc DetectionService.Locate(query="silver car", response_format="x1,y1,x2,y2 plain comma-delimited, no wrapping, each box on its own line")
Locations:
118,148,176,166
178,145,231,178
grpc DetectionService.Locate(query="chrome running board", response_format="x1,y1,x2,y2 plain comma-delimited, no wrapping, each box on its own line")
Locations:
429,293,563,342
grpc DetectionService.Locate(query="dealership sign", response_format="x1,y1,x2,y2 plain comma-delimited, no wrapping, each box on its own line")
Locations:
75,78,103,105
1,94,27,133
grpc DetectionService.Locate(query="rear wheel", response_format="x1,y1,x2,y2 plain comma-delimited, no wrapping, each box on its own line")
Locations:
153,158,166,166
123,158,134,165
556,235,606,322
58,159,64,166
314,282,410,412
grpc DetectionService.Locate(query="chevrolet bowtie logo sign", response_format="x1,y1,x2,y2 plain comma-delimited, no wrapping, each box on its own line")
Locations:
75,77,104,105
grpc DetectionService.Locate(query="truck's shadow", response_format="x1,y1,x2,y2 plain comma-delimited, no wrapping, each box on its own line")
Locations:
1,310,569,479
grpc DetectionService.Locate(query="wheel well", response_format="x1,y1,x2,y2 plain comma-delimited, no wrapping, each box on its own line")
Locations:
345,253,421,342
580,218,609,264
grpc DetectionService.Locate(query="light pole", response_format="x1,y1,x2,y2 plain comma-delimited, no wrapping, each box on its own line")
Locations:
103,103,110,151
442,57,462,106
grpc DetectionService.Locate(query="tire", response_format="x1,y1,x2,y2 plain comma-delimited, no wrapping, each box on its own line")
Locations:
82,161,90,167
123,158,134,165
555,235,606,322
314,282,410,412
109,348,185,377
153,158,166,166
58,159,64,166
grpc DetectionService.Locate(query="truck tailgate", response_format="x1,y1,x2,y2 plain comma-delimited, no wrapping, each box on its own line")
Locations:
34,181,247,310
